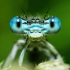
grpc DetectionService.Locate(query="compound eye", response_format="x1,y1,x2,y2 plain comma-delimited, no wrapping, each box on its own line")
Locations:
48,16,61,34
10,16,27,34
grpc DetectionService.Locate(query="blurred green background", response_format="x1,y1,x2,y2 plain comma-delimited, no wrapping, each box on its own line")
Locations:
0,0,70,64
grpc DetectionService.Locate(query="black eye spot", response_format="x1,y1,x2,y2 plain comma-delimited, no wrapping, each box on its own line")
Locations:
16,21,21,28
50,20,54,28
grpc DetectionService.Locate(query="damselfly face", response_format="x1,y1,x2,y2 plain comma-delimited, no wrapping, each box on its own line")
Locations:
10,16,61,38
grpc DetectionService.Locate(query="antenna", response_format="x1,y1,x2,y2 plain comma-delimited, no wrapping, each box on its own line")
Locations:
44,7,51,19
20,7,27,19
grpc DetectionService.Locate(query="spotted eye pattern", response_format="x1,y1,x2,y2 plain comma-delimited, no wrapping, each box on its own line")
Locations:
44,16,61,34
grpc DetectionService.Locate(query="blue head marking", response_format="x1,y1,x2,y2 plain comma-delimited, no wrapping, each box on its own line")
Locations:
10,16,61,38
44,16,61,34
10,16,28,34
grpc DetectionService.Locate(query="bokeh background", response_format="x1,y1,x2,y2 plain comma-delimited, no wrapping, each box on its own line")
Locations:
0,0,70,67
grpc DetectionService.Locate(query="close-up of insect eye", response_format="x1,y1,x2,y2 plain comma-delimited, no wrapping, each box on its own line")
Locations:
10,16,23,33
44,16,61,34
49,16,61,33
10,16,28,34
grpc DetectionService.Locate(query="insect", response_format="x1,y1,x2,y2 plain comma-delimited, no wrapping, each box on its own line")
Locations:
2,9,62,70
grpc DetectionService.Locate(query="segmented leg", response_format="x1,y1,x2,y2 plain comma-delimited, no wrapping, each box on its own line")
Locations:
18,39,31,67
1,39,26,70
41,40,62,59
41,48,55,60
18,48,26,67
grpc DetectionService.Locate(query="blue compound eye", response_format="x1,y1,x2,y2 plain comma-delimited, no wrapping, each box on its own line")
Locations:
47,16,61,34
10,16,27,34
